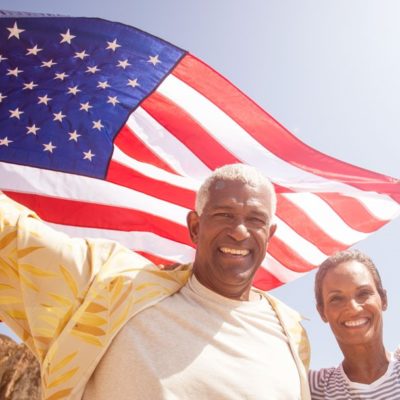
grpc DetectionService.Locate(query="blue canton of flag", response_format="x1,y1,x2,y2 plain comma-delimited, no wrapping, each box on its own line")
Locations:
0,17,185,178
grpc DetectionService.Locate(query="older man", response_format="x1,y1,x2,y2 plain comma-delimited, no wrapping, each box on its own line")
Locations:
0,164,310,400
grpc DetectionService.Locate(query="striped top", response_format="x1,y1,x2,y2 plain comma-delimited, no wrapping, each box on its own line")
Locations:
309,351,400,399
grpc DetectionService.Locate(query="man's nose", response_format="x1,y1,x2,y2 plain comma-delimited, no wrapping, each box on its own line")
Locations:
229,222,250,241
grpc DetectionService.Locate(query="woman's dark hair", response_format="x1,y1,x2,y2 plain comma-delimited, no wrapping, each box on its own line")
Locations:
315,249,385,307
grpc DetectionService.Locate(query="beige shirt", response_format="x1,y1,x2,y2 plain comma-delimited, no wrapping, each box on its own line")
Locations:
84,275,301,399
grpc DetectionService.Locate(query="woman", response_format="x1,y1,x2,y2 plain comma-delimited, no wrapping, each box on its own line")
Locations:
308,249,400,399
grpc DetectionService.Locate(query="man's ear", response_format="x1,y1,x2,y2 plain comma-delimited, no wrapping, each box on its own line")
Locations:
187,211,200,244
317,303,328,323
268,223,277,241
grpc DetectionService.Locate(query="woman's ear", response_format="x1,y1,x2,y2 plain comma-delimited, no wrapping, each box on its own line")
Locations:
381,289,388,311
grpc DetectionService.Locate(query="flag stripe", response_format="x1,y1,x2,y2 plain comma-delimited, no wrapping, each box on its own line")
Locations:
4,191,192,246
173,55,400,200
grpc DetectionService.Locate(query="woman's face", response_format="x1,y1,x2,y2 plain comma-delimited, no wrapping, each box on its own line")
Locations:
318,260,387,348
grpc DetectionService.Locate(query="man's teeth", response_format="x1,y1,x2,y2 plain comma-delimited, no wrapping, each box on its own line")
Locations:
344,318,368,327
220,247,249,256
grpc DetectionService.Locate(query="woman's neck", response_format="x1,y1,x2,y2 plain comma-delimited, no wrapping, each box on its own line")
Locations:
341,343,390,384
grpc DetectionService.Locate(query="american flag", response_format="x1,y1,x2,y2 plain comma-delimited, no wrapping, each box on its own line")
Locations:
1,13,399,290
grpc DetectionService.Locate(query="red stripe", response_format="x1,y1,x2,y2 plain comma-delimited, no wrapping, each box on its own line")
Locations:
253,267,283,290
141,92,239,169
106,160,196,209
114,125,178,174
268,237,320,273
5,191,193,247
173,54,400,201
318,193,389,232
276,195,346,254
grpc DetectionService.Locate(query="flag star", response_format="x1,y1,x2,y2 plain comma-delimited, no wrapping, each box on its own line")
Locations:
74,50,89,60
9,107,24,119
7,22,25,39
127,78,140,88
97,81,110,89
7,67,23,77
0,93,7,103
41,59,57,68
86,65,100,74
26,45,43,56
92,120,104,131
0,54,8,63
43,142,56,153
26,124,40,135
68,130,81,142
23,81,38,90
148,55,161,66
117,59,131,69
106,39,121,52
80,102,93,112
0,137,13,146
60,29,76,44
53,111,66,122
54,72,69,81
107,96,120,106
67,86,81,95
83,149,95,161
38,94,52,105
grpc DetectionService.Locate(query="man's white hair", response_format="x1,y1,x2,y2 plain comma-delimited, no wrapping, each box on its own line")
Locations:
195,163,277,216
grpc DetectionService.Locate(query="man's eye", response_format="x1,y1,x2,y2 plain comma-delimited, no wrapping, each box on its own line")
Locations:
215,212,232,218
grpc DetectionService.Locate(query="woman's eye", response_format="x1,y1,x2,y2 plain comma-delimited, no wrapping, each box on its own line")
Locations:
329,296,342,304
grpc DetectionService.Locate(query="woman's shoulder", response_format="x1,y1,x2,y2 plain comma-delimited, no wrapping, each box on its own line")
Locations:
394,346,400,361
308,365,342,389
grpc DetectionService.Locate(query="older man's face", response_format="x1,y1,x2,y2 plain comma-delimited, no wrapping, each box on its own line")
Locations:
187,179,276,300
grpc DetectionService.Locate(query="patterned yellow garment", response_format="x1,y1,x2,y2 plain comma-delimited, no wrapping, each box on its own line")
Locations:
0,193,311,400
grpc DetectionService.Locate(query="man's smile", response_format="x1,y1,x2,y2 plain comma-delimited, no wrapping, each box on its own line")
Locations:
219,247,250,256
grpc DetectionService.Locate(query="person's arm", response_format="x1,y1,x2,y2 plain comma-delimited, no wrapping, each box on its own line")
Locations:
0,191,112,361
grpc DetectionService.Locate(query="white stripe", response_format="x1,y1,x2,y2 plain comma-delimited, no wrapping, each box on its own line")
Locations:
281,193,369,244
356,194,400,220
157,75,400,220
112,146,200,191
126,107,211,180
262,255,307,283
274,217,328,265
0,162,189,226
47,222,196,263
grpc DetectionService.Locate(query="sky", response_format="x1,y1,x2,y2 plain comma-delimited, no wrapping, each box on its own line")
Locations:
1,0,399,370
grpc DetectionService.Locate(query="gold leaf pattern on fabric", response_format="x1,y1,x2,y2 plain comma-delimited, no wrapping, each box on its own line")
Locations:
70,330,102,347
5,309,27,319
72,323,106,337
20,263,57,277
0,295,22,304
49,352,78,375
17,246,43,258
0,231,17,250
19,273,40,292
48,293,73,307
47,367,79,389
85,302,107,313
45,388,73,400
78,312,107,327
59,265,78,298
110,283,133,314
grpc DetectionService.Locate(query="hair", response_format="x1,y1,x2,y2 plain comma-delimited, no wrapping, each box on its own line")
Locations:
195,163,277,216
314,249,385,308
